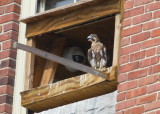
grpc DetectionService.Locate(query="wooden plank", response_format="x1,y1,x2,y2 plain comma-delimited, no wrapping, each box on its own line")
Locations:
21,73,117,112
20,0,110,23
110,14,121,80
41,37,66,86
25,38,36,90
33,56,46,88
14,42,110,79
25,0,120,38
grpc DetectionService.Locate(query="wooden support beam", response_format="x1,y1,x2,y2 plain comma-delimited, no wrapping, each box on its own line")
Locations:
14,42,109,79
41,37,66,86
25,39,36,90
21,72,117,112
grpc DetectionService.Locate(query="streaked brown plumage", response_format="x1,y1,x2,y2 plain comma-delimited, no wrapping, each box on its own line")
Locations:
87,34,107,69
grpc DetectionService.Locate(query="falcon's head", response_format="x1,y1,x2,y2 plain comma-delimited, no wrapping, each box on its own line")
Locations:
87,34,100,43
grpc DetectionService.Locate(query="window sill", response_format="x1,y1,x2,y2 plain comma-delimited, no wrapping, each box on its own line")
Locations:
21,66,117,112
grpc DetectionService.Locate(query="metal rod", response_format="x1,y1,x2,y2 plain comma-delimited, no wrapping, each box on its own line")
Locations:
14,42,108,79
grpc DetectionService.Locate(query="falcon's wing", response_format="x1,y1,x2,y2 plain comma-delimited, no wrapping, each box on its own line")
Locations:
88,48,96,68
88,48,93,63
102,47,108,62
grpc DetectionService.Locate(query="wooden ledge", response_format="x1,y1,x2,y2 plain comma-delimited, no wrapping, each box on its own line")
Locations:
21,67,117,112
20,0,112,24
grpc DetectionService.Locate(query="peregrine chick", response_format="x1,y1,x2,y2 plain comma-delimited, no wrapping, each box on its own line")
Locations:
87,34,108,69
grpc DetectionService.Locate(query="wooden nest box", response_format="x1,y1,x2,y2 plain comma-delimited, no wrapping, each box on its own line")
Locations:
18,0,122,112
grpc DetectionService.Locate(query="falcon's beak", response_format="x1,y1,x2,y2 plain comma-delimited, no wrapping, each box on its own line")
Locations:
87,35,93,41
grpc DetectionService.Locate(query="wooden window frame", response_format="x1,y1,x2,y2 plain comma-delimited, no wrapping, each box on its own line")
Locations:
13,0,122,113
12,0,37,114
38,0,81,13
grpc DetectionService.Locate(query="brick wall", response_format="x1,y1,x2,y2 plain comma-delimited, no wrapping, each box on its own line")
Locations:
0,0,21,113
117,0,160,114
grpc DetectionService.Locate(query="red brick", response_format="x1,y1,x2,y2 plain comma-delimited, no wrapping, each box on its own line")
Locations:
0,68,15,77
0,104,12,113
0,59,16,69
131,32,150,43
0,50,16,59
0,76,14,86
136,93,157,105
142,38,160,49
116,99,136,111
145,2,160,12
120,55,129,64
118,73,127,83
120,43,141,55
0,26,2,33
0,0,21,5
0,95,13,104
124,7,144,18
140,56,159,68
117,92,126,101
146,48,156,57
124,0,133,10
2,40,14,50
134,0,154,6
130,51,145,61
4,22,19,32
116,111,124,114
132,13,152,25
153,10,160,19
0,6,4,14
156,110,160,114
119,61,139,73
128,68,148,80
0,13,19,24
122,25,142,37
144,19,160,30
126,87,147,99
158,92,160,100
148,83,160,93
0,31,18,41
0,0,7,6
5,4,20,13
152,64,160,74
145,100,160,111
124,106,144,114
118,80,137,92
157,46,160,54
121,37,130,46
138,75,159,87
146,111,156,114
122,19,131,28
0,85,13,95
151,28,160,38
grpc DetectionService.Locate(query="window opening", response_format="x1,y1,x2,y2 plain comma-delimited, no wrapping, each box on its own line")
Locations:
37,0,82,13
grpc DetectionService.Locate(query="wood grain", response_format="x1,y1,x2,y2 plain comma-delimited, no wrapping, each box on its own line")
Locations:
15,43,108,79
20,0,112,23
24,0,120,38
21,70,117,112
40,37,66,86
25,38,36,90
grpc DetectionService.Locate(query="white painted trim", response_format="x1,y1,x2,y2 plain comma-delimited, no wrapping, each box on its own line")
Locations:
12,0,37,114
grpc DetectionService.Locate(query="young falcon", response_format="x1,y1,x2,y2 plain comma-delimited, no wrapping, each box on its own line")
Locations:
87,34,108,69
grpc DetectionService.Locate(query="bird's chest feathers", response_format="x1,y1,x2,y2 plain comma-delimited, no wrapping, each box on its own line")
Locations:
91,42,103,52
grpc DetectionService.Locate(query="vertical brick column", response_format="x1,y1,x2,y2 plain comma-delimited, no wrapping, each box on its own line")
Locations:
117,0,160,114
0,0,21,113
